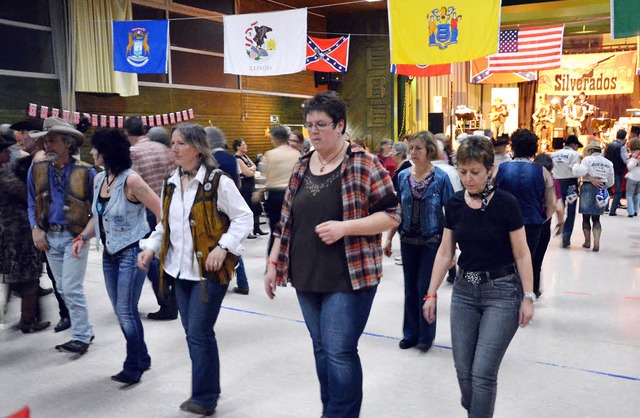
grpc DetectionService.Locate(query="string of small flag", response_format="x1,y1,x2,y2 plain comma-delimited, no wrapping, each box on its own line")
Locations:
27,103,196,128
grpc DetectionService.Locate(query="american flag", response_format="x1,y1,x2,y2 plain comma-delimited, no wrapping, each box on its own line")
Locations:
488,25,564,73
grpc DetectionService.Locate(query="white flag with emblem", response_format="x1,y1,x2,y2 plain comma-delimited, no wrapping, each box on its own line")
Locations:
224,8,307,76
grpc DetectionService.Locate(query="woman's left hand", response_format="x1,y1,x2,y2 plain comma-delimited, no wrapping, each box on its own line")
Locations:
519,299,534,327
205,246,227,272
315,221,346,245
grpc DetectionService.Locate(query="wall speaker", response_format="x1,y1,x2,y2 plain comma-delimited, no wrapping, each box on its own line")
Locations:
428,112,444,135
552,137,564,150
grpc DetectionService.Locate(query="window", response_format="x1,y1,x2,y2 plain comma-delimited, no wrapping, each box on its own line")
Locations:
0,0,51,26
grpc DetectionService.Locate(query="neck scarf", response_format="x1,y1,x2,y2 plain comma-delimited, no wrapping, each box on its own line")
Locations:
468,183,495,211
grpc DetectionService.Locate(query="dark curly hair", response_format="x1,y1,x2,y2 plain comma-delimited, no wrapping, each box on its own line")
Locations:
302,90,347,134
510,129,539,158
91,129,132,175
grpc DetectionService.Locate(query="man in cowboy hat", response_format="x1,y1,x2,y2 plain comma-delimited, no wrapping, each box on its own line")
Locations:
562,96,583,137
27,117,96,355
552,135,583,247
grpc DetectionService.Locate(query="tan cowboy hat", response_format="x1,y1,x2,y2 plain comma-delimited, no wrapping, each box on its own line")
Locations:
583,140,602,154
30,117,84,147
563,95,575,105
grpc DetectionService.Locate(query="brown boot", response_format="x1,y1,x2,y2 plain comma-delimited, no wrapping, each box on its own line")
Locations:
592,226,601,252
582,228,591,248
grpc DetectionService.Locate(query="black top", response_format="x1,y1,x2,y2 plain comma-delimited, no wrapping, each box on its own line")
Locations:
289,164,351,292
445,189,523,271
235,154,255,195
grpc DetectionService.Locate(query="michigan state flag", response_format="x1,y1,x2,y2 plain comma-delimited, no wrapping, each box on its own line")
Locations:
113,20,169,74
611,0,640,39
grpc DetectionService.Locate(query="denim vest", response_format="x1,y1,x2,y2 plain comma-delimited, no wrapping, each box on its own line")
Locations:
398,166,454,238
92,169,149,254
495,160,545,225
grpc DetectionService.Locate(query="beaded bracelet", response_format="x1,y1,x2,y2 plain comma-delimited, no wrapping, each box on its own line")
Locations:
423,294,437,301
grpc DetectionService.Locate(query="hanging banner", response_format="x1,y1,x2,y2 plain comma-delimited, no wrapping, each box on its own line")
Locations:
470,56,537,84
223,8,307,76
388,0,500,65
113,20,169,74
392,64,451,77
487,25,564,73
611,0,640,39
537,51,637,96
306,35,350,72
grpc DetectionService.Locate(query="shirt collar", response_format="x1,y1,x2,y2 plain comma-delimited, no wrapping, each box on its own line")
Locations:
168,164,206,186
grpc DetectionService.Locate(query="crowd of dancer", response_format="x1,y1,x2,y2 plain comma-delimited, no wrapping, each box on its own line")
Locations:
1,90,638,417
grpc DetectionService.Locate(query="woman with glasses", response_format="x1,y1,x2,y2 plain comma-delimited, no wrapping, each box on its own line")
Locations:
264,90,400,418
423,136,535,418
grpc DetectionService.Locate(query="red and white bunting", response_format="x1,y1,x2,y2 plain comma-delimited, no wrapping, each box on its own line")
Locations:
51,108,59,118
40,106,48,119
117,116,124,128
28,103,37,117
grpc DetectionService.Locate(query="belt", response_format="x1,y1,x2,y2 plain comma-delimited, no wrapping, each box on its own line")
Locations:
48,224,66,232
459,264,517,285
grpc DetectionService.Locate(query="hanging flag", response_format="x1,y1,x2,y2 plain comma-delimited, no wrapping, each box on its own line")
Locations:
148,116,154,127
487,25,564,73
155,115,162,126
169,113,176,124
470,57,537,84
62,110,70,122
176,112,182,123
637,37,640,76
51,108,59,118
91,115,98,127
611,0,640,39
188,109,195,119
388,1,499,65
182,110,188,120
306,35,350,72
109,116,116,128
391,63,451,77
142,116,148,126
28,103,37,117
117,116,124,128
224,8,307,76
113,20,169,74
100,115,107,127
162,114,169,125
40,106,48,119
73,112,80,124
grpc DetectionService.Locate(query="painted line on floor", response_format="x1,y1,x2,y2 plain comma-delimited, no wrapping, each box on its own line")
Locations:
624,296,640,300
561,291,591,295
222,305,640,383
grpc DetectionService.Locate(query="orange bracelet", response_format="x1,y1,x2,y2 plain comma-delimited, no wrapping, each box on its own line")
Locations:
267,259,278,267
423,294,437,301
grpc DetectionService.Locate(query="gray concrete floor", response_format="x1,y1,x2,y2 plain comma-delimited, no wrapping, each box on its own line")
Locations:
1,215,639,418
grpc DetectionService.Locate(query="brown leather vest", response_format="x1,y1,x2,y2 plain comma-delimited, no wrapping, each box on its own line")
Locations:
158,169,237,292
32,159,92,237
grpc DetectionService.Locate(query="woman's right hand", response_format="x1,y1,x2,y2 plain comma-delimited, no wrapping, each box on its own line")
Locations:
264,264,277,299
423,298,437,324
71,239,84,259
137,249,155,271
383,240,392,257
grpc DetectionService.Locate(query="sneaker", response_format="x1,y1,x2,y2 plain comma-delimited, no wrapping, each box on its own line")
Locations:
55,339,89,354
394,257,403,266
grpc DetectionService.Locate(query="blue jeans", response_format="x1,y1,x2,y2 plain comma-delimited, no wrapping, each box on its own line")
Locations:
450,273,522,418
45,231,93,343
609,172,624,214
400,241,438,345
235,257,249,290
296,286,377,418
174,277,228,410
145,209,171,309
558,178,578,244
103,246,150,380
625,179,640,216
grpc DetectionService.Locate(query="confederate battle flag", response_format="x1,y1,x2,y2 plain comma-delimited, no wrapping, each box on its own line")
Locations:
306,35,350,72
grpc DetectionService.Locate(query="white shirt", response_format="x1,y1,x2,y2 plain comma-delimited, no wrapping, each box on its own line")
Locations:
140,165,253,282
626,156,640,182
432,160,462,192
552,147,582,179
572,153,614,187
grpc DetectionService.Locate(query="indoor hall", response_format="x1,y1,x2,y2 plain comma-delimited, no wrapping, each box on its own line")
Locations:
1,215,638,418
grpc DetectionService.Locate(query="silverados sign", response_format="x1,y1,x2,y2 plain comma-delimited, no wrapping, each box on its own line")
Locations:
554,74,618,92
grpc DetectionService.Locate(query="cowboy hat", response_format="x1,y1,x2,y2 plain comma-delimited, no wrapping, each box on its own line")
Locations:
30,117,84,147
583,140,602,154
564,135,583,148
10,118,43,132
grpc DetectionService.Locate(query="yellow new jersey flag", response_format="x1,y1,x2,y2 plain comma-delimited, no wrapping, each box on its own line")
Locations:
388,0,500,65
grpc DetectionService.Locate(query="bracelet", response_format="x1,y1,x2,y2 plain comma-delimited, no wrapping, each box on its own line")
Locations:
73,234,88,244
267,259,278,267
423,294,437,301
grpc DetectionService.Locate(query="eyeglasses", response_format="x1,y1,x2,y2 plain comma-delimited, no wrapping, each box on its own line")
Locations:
304,121,335,131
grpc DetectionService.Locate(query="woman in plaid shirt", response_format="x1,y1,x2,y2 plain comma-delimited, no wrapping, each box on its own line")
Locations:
264,91,400,418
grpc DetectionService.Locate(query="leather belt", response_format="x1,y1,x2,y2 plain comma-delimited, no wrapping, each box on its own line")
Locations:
48,224,66,232
459,264,517,285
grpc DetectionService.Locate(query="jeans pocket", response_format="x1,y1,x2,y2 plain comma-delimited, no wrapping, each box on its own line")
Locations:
489,274,518,293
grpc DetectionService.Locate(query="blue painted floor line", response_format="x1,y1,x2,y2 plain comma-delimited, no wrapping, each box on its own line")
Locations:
222,304,640,383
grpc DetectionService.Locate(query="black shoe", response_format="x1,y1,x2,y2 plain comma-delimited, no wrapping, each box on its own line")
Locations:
232,287,249,295
535,291,542,299
609,212,617,216
416,342,433,353
111,371,140,385
147,308,178,320
20,320,51,334
38,286,54,297
628,214,634,218
56,339,89,354
179,399,215,416
254,228,268,236
247,234,257,239
399,339,417,349
54,317,71,333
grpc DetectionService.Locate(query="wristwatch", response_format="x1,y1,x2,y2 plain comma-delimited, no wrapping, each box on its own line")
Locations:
523,292,536,302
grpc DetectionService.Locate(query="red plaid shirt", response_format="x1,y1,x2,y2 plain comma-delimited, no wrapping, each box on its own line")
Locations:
130,137,176,196
274,144,401,290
